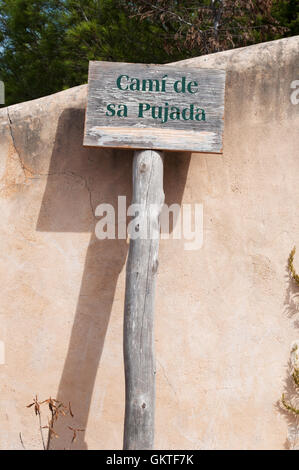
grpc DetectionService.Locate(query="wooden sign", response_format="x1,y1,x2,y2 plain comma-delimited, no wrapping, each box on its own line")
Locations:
83,61,226,450
84,61,226,153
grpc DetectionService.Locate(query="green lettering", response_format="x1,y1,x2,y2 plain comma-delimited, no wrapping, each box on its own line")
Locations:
161,75,168,92
195,108,206,121
138,103,151,117
151,106,163,120
182,104,194,120
142,79,160,92
116,75,129,91
187,81,198,94
106,104,115,116
117,104,128,117
130,78,140,91
174,77,186,93
169,106,180,120
162,102,169,123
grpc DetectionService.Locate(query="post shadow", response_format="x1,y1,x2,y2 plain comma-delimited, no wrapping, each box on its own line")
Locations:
36,107,191,449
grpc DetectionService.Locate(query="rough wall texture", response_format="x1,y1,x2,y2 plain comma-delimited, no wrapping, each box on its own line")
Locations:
0,36,298,450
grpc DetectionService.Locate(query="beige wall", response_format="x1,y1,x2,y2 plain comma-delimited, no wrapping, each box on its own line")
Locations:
0,36,298,450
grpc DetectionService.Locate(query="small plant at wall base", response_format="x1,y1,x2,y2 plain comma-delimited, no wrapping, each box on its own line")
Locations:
280,247,299,449
288,247,299,287
282,342,299,414
22,396,84,450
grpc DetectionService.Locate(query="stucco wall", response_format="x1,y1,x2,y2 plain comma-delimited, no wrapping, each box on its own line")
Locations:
0,36,298,450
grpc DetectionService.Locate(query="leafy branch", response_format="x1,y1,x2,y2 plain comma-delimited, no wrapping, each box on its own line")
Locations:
288,247,299,287
281,342,299,418
124,0,288,54
282,393,299,416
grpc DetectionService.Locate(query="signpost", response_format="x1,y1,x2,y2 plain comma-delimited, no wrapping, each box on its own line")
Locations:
84,61,226,449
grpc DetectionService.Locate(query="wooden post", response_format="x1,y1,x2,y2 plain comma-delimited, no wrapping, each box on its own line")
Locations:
123,149,164,450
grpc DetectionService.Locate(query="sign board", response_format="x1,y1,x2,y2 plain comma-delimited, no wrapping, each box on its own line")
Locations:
84,61,226,153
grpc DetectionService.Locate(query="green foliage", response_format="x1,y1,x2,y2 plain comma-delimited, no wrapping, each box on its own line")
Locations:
61,0,181,88
282,393,299,415
0,0,68,104
0,0,297,106
0,0,177,105
124,0,290,55
288,247,299,287
281,341,299,419
272,0,299,37
281,254,299,422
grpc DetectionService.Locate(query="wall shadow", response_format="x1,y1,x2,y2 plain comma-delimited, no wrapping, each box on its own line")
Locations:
36,108,191,449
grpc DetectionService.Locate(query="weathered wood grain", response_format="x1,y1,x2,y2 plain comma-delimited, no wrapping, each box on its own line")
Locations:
84,61,225,153
123,150,164,450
